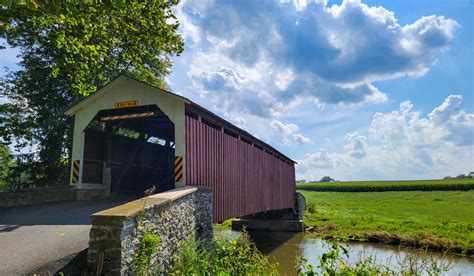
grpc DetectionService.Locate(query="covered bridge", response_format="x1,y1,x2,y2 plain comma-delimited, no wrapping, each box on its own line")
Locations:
66,75,296,222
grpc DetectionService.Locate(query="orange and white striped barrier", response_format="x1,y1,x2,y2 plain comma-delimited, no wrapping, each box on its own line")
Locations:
100,112,154,121
72,160,80,184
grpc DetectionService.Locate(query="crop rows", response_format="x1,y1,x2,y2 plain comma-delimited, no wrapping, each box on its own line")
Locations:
296,179,474,192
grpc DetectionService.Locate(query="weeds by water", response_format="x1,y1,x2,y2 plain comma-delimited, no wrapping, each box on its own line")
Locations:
169,231,278,275
170,231,453,275
297,237,452,275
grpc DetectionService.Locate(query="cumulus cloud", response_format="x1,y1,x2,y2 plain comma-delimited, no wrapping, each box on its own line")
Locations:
173,0,461,153
271,120,299,135
271,120,312,145
298,149,347,171
344,132,367,159
429,95,462,124
428,95,474,146
297,95,473,180
233,116,247,130
176,0,457,119
294,133,312,145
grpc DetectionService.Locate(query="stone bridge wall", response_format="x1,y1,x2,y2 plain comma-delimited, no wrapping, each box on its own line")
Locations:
86,186,213,275
0,186,74,208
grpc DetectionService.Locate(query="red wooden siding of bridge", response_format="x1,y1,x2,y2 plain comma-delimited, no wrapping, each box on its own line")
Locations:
185,116,296,222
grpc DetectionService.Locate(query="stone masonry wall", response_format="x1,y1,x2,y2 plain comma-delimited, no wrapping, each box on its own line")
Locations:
0,186,74,208
87,186,213,275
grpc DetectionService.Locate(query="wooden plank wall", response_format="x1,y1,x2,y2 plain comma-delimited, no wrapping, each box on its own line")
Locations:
185,116,296,222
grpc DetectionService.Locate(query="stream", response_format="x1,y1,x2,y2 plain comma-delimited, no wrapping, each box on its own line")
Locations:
215,230,474,275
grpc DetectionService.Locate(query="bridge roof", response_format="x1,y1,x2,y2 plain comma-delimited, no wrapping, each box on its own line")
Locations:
66,75,296,164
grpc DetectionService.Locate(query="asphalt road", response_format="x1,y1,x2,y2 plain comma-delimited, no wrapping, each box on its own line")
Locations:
0,199,128,275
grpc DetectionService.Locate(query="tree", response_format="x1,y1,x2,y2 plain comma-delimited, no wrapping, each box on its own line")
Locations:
0,144,15,189
319,176,335,183
0,1,184,187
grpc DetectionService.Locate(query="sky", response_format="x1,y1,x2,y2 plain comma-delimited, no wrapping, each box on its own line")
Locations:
1,0,473,181
168,0,473,181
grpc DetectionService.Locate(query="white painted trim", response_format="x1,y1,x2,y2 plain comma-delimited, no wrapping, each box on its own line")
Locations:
65,76,190,116
78,131,85,189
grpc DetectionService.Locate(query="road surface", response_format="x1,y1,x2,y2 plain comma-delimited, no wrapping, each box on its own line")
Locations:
0,199,128,275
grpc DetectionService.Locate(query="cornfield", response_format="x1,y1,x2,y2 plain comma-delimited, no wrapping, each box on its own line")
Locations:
296,179,474,192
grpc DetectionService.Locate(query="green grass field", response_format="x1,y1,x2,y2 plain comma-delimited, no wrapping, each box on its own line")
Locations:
297,178,474,192
300,190,474,255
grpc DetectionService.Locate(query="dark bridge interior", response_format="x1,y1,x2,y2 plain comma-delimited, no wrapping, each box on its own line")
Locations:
82,104,175,195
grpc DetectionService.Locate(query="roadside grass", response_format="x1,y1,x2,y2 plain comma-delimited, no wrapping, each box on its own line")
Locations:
297,178,474,192
300,190,474,256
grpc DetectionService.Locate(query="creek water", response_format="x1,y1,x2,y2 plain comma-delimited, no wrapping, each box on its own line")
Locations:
214,230,474,275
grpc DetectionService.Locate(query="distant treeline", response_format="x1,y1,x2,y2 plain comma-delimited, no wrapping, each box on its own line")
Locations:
443,172,474,179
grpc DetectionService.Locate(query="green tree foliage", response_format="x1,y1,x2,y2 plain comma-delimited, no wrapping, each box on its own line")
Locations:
319,176,335,182
0,144,15,189
0,0,184,187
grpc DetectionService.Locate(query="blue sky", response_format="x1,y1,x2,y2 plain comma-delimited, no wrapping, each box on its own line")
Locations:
1,0,472,180
168,0,473,181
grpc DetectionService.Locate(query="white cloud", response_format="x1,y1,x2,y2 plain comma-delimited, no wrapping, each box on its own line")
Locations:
428,95,474,146
275,68,295,91
233,116,247,130
429,94,462,124
171,1,465,178
271,120,299,135
271,120,312,145
344,132,367,159
174,0,457,125
294,133,312,145
298,149,347,172
174,1,202,46
297,95,474,180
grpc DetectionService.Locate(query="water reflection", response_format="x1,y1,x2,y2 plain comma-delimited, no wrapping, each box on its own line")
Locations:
215,230,474,275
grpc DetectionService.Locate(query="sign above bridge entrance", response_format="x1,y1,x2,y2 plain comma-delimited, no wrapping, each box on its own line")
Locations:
115,100,138,109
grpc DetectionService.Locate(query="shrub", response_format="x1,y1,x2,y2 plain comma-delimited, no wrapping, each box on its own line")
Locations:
169,237,210,275
133,231,161,275
212,232,277,274
170,232,278,275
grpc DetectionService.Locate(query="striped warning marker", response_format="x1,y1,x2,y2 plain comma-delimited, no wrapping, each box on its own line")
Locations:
175,156,183,182
100,112,154,121
72,160,80,184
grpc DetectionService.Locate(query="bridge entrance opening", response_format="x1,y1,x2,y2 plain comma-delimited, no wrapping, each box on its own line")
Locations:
82,105,175,196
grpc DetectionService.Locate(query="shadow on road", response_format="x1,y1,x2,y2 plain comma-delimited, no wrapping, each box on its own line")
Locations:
0,199,131,229
31,248,89,275
0,198,137,274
